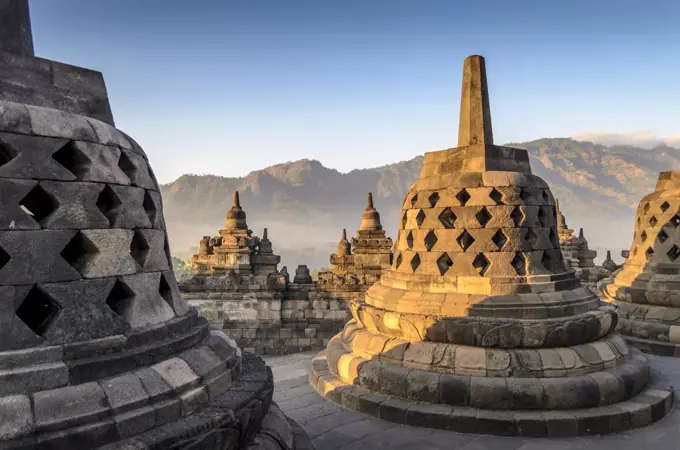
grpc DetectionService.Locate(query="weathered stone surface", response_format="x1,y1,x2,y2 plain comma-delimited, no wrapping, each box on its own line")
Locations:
0,395,32,440
310,54,665,438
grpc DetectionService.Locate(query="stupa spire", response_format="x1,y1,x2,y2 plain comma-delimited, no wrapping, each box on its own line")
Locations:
367,192,374,209
0,0,34,56
458,55,493,147
233,190,241,208
342,228,347,240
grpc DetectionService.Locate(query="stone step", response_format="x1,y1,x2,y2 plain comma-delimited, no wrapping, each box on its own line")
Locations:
309,353,674,437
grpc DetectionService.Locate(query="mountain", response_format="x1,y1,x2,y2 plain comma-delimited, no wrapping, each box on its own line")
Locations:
160,138,680,269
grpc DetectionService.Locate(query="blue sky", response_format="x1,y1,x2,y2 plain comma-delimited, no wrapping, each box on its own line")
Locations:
30,0,680,183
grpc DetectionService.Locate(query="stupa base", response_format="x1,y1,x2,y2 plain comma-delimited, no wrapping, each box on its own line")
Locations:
310,351,673,437
93,354,312,450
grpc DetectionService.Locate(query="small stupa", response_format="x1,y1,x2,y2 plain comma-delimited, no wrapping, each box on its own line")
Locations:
310,55,672,437
600,171,680,357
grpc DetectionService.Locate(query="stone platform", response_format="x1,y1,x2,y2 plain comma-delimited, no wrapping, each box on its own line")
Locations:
268,351,680,450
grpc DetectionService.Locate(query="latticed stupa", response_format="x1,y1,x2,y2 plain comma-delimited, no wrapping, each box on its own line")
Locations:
600,171,680,357
0,1,311,448
310,55,672,437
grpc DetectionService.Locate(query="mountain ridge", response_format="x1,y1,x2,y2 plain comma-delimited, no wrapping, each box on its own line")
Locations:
161,138,680,268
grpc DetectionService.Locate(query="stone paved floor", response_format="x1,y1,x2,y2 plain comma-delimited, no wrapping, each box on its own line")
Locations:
264,351,680,450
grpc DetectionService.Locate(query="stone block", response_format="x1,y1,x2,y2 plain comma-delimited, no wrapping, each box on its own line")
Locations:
406,368,440,402
116,272,176,328
38,279,130,344
135,367,173,402
0,178,40,230
151,358,199,394
0,133,74,180
0,101,31,134
0,394,33,440
0,362,69,396
151,398,181,426
0,230,81,285
71,229,138,278
106,185,151,229
33,382,110,432
179,386,209,416
113,406,155,439
99,373,149,413
86,117,133,150
118,149,155,190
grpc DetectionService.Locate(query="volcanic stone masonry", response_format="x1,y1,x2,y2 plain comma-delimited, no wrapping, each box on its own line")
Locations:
600,171,680,358
179,192,350,355
310,54,673,437
0,1,313,448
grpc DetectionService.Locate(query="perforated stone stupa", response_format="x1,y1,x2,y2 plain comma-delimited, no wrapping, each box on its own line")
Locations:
0,2,312,448
310,55,672,437
600,171,680,357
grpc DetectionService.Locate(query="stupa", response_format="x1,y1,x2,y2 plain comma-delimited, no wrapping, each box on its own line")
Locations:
0,1,311,448
310,55,672,437
600,171,680,357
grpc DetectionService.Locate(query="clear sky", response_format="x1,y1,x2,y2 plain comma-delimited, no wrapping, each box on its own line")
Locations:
30,0,680,183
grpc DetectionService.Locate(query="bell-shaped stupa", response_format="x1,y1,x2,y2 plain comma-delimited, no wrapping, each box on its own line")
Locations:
600,171,680,357
0,2,311,448
310,55,672,437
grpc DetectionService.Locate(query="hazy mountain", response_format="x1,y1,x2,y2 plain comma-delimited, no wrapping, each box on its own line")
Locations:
161,138,680,269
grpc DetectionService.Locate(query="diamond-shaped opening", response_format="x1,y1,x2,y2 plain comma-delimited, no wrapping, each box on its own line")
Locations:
52,142,89,178
143,191,157,226
542,190,550,204
410,193,418,208
118,150,137,182
438,208,456,229
0,142,17,168
511,207,524,227
416,210,426,227
0,245,9,272
424,230,438,251
650,216,658,227
476,207,492,227
159,273,174,307
60,231,99,272
671,215,680,228
658,229,669,243
541,250,553,271
668,245,680,262
406,231,414,249
436,253,453,275
661,201,671,213
525,228,539,247
401,211,408,229
395,253,403,268
428,192,440,208
97,185,122,226
457,230,475,251
640,231,648,242
19,185,57,224
410,253,421,272
16,286,60,337
489,188,503,205
456,189,471,206
548,228,560,248
472,253,490,276
130,231,150,267
632,247,638,257
645,247,654,260
163,236,173,265
643,202,651,214
106,280,135,318
512,253,526,276
537,207,549,227
491,229,508,250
